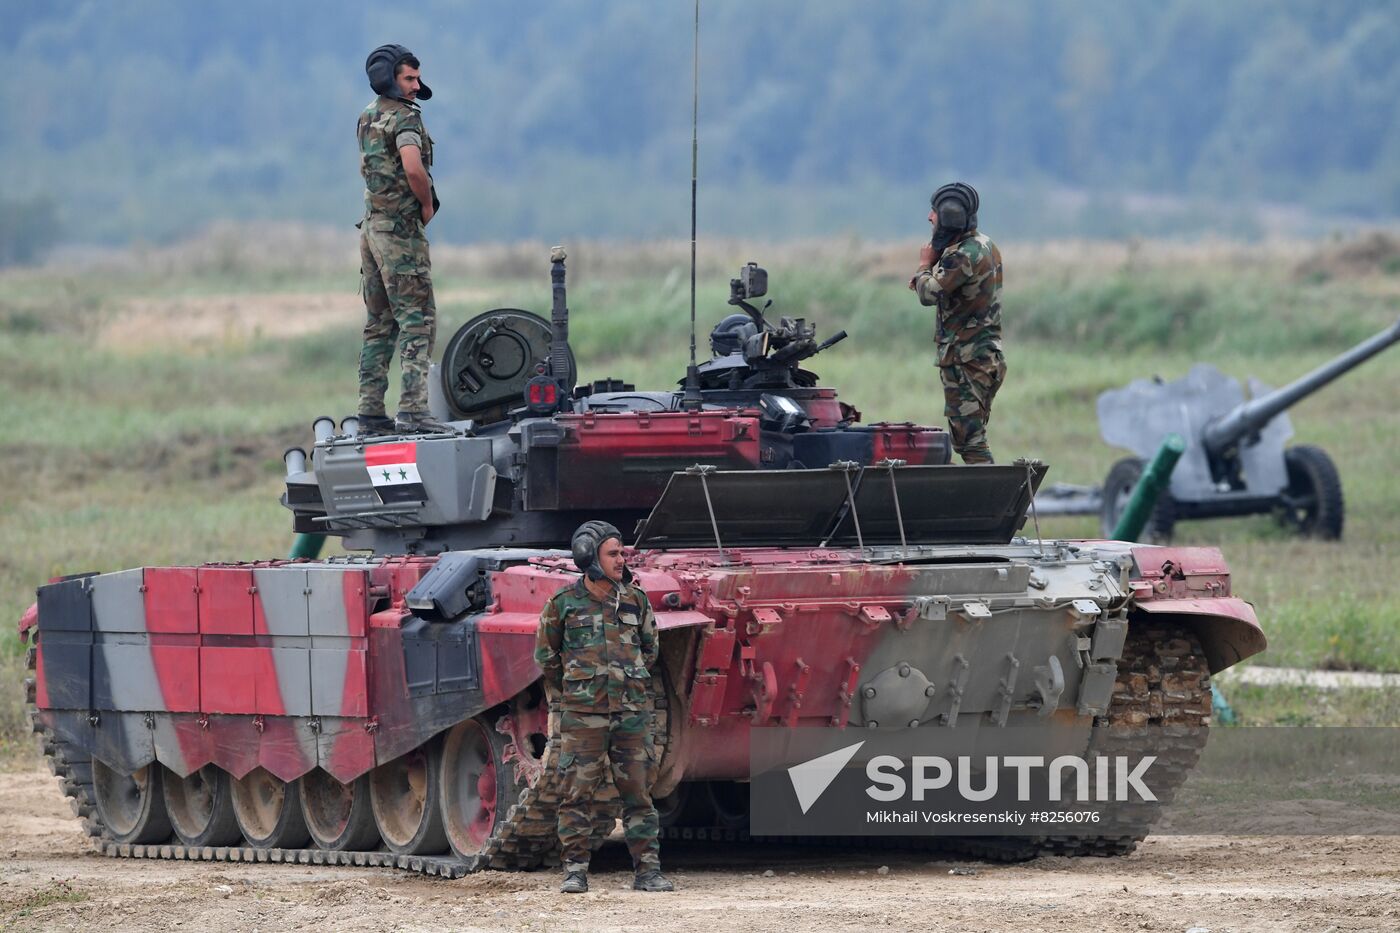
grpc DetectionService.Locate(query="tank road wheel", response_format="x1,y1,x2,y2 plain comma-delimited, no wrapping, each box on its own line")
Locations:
1278,444,1344,539
370,743,449,855
92,761,172,845
1100,456,1175,543
163,765,242,847
655,782,706,828
230,768,311,849
298,770,381,851
703,780,751,830
439,717,520,860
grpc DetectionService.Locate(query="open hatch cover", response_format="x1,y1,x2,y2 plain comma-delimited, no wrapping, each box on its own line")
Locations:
634,463,1048,549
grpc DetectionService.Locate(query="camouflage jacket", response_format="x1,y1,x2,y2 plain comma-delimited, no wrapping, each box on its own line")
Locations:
915,230,1004,365
357,96,434,226
534,578,659,713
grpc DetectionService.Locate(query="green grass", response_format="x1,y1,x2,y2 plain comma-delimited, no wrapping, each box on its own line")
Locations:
1218,683,1400,727
2,234,1398,744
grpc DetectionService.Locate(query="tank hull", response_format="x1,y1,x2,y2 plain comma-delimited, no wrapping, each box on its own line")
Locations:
21,539,1261,869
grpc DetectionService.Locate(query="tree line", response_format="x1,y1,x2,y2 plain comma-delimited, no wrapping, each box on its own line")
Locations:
3,0,1398,259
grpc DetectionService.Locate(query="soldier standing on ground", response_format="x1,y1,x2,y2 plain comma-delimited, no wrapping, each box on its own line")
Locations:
534,522,674,895
908,182,1006,464
356,44,450,436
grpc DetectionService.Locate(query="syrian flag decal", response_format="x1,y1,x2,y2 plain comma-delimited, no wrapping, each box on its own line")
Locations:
365,442,427,504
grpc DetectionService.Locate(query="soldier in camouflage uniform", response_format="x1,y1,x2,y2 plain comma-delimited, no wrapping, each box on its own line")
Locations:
534,521,673,894
356,45,450,435
908,182,1006,464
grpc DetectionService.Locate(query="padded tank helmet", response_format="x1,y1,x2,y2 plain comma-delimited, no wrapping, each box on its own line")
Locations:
571,520,624,581
709,312,758,357
930,181,979,235
365,44,432,102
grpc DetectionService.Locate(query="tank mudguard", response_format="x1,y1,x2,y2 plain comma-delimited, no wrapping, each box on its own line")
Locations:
1133,597,1265,673
1128,545,1266,672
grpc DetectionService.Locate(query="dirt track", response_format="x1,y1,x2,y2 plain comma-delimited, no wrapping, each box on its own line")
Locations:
2,766,1397,933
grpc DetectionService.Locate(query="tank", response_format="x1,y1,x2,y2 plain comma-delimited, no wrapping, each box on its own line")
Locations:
18,251,1266,875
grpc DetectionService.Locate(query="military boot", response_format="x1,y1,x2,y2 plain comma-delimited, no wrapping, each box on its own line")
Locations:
357,414,396,437
632,868,674,892
560,870,589,894
394,411,457,435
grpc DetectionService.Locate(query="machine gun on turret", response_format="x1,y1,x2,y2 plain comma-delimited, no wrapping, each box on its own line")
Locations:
695,261,847,391
1095,317,1400,540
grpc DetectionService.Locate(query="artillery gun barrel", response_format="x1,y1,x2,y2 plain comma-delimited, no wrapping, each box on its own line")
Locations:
1203,316,1400,456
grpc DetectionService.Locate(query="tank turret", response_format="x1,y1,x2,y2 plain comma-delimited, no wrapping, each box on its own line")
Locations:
282,255,948,555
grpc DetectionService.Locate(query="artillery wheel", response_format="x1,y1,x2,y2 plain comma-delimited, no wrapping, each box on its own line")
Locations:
1278,444,1344,539
92,761,172,845
230,767,310,849
370,743,449,855
299,770,381,851
1100,456,1176,542
439,717,520,859
163,765,242,847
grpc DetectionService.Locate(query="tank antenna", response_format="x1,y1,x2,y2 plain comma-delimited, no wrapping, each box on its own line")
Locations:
680,0,704,411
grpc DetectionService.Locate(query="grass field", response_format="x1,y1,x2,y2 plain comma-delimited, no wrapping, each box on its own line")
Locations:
2,228,1398,745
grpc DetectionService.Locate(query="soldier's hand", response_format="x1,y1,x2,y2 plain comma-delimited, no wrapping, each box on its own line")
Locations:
918,242,937,267
421,202,436,225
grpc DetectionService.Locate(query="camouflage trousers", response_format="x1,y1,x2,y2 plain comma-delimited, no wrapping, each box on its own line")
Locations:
556,709,660,873
940,350,1007,464
357,216,437,417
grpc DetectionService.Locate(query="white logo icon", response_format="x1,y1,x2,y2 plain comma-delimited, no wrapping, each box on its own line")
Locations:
787,741,865,814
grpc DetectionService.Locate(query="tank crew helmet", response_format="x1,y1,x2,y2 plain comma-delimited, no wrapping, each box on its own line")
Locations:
709,312,758,357
930,182,979,240
571,520,626,582
366,44,432,102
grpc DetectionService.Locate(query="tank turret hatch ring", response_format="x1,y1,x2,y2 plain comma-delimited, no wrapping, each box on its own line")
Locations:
439,308,577,425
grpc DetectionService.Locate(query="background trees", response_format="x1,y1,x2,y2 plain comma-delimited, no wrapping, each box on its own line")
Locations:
3,0,1397,258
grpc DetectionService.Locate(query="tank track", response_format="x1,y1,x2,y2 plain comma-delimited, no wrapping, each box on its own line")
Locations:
1038,620,1213,858
24,634,669,878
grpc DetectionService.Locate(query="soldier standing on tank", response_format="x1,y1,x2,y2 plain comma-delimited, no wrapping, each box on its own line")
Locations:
534,522,674,894
908,182,1006,464
355,44,451,436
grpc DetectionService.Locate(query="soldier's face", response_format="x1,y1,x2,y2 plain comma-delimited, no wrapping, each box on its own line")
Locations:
597,538,626,582
395,64,422,100
928,207,938,229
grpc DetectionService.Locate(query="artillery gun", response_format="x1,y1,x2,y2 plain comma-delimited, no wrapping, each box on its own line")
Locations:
20,253,1265,879
1097,318,1400,540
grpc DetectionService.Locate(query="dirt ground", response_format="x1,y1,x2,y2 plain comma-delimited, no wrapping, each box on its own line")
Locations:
2,767,1397,933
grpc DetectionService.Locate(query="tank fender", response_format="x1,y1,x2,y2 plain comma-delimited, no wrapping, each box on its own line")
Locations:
18,600,38,638
476,612,548,709
477,609,714,710
1131,597,1265,673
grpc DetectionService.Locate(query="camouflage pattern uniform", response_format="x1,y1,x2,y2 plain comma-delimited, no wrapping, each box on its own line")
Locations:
534,578,661,874
356,96,437,417
914,230,1006,464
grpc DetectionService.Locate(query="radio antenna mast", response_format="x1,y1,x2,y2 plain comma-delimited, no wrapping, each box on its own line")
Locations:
680,0,704,411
